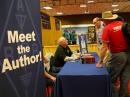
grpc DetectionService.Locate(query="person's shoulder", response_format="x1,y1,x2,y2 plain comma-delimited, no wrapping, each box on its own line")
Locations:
102,25,110,33
66,46,72,51
111,20,123,25
66,45,70,48
57,45,64,51
105,21,118,28
56,45,61,49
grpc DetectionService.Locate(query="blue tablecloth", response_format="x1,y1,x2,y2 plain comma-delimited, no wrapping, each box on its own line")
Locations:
55,52,112,97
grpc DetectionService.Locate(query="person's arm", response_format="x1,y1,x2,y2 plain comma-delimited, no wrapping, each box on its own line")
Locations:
44,71,56,81
43,56,49,63
64,46,80,61
96,41,108,68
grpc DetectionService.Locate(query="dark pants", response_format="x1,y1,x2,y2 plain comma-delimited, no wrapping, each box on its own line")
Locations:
46,78,55,97
106,51,130,97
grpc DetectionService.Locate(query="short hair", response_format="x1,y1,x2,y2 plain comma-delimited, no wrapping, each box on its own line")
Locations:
93,17,100,24
58,37,66,45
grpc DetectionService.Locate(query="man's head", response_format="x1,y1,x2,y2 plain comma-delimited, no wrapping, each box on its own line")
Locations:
100,11,118,25
58,37,68,48
93,17,101,29
101,11,118,20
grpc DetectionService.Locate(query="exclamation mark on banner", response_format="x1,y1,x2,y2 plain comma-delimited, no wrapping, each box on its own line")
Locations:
39,51,42,61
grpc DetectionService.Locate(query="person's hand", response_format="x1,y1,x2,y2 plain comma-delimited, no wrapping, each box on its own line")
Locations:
96,61,103,68
51,76,56,82
75,53,81,59
64,56,74,61
72,53,80,60
44,57,49,63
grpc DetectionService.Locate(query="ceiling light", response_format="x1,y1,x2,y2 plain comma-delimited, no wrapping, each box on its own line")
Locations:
43,6,52,10
84,11,89,14
57,12,63,15
112,4,118,7
113,9,119,12
87,0,94,3
80,4,87,7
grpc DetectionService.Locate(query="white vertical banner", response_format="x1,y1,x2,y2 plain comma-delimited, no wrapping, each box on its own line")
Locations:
78,34,88,54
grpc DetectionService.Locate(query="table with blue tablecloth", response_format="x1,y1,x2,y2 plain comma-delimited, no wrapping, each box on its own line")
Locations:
55,52,112,97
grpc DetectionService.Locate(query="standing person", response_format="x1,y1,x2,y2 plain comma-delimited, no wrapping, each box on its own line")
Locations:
71,30,77,44
63,29,71,44
93,17,104,48
96,11,130,97
93,17,109,64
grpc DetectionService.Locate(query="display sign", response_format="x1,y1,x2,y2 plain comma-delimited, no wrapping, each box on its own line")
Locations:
78,34,88,54
87,26,96,43
0,0,45,97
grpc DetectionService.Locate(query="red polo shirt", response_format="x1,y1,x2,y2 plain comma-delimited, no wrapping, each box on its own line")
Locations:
102,21,128,53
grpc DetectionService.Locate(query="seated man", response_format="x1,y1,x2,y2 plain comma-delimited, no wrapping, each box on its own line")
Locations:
51,37,80,72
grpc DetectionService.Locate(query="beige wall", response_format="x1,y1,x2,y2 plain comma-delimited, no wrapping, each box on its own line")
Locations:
41,16,62,46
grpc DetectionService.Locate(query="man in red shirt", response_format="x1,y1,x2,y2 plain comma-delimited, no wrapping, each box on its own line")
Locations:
96,11,130,97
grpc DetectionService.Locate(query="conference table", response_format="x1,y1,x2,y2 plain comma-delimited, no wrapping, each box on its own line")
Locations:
55,52,112,97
